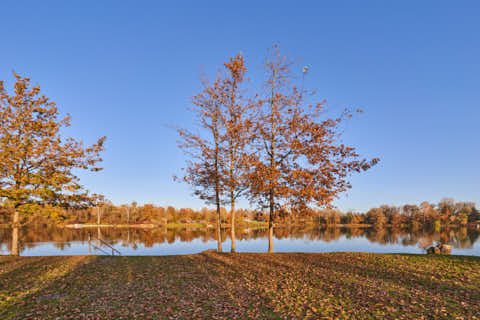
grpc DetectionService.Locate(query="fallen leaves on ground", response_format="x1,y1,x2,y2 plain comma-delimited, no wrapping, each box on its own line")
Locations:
0,252,478,319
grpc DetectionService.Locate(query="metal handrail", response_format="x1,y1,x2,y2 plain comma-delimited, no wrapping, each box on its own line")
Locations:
88,234,121,256
89,242,111,255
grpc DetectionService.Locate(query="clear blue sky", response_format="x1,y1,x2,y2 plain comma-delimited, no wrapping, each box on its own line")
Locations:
1,1,479,211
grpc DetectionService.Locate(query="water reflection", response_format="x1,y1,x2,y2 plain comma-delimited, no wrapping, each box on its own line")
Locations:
1,225,479,256
11,227,19,256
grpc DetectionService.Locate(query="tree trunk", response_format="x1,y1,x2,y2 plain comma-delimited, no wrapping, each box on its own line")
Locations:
88,233,92,255
11,211,20,256
11,227,19,256
268,68,276,254
97,207,101,225
230,198,236,253
214,116,222,253
216,203,222,252
268,220,274,253
268,197,274,253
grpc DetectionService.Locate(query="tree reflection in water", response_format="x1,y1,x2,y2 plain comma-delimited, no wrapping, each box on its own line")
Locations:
0,225,478,256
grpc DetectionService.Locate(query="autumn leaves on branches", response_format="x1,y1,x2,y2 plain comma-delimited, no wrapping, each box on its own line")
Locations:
0,72,106,219
0,46,378,253
177,45,379,251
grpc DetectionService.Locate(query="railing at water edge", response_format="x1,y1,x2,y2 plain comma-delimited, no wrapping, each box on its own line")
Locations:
88,234,121,256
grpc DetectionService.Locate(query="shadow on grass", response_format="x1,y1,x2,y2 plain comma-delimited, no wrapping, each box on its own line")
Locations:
301,253,480,294
0,256,72,285
0,256,100,319
1,253,478,319
2,254,278,319
259,253,480,317
198,252,480,319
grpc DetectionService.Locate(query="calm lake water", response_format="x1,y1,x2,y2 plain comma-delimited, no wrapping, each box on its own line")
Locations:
1,226,479,256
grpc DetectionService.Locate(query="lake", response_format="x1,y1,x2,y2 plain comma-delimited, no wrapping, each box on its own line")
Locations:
1,226,479,256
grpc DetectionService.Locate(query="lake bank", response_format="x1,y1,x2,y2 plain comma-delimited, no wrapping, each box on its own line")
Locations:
4,221,478,230
3,221,375,229
62,221,272,229
1,252,478,319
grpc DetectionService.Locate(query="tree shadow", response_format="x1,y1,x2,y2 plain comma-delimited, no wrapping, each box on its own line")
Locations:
0,255,100,319
302,253,480,295
2,253,478,319
2,254,281,319
252,252,480,317
194,252,283,317
197,252,480,318
0,256,77,291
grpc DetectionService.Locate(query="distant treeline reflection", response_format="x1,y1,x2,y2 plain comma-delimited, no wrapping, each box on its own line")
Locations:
1,225,478,255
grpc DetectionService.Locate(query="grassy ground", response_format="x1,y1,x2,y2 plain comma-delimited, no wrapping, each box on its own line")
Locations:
0,252,478,319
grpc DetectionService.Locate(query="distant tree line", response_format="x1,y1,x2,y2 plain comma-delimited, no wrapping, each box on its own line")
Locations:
1,197,478,229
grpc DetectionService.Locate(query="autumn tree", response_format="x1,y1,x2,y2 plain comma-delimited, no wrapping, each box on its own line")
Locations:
178,54,253,253
177,76,226,252
221,54,252,252
249,46,379,252
366,208,387,228
419,201,435,224
166,206,177,223
0,73,105,254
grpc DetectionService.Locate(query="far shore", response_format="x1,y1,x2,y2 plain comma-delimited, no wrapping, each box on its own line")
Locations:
0,221,377,229
3,221,477,229
60,222,375,229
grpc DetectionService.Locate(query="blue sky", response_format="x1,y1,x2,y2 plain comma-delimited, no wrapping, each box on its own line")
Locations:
1,1,479,211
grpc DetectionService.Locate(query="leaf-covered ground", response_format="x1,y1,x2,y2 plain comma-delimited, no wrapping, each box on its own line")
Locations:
0,252,478,319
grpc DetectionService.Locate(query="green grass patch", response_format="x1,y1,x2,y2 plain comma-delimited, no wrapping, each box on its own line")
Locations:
166,222,207,229
241,220,269,228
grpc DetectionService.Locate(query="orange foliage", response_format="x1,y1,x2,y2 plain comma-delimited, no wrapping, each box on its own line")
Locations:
0,73,105,219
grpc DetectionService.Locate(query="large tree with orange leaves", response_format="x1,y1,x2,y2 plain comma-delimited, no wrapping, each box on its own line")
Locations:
249,46,379,251
0,73,106,227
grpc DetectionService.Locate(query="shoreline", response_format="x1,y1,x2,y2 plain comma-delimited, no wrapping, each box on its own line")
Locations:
2,221,478,229
63,222,375,229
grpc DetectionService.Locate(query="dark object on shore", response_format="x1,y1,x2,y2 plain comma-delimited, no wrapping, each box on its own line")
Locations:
427,244,452,254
